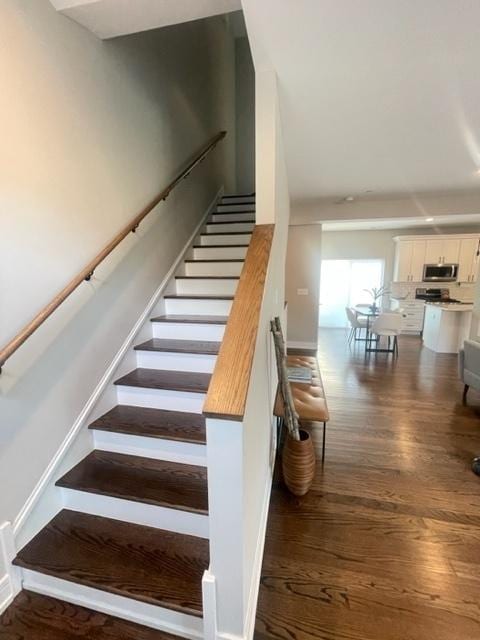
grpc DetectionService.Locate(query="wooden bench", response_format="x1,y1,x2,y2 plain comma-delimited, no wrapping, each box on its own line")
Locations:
274,355,330,461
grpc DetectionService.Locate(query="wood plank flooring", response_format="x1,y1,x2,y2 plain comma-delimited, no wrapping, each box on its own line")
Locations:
255,329,480,640
0,591,181,640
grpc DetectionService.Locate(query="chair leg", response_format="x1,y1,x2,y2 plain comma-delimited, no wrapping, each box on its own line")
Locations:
394,335,399,357
348,327,354,344
322,421,326,464
463,384,470,404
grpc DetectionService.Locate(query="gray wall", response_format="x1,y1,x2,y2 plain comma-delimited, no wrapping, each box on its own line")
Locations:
0,0,236,530
286,224,322,346
235,37,255,193
322,225,480,287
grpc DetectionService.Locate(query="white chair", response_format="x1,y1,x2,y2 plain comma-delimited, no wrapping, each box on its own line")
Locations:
345,307,368,344
369,312,404,356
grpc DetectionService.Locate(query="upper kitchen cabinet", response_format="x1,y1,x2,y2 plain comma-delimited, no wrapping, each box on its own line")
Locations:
457,238,480,283
424,238,460,265
393,239,426,282
393,234,480,283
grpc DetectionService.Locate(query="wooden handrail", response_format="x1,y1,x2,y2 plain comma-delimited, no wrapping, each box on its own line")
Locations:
0,131,226,371
203,224,275,421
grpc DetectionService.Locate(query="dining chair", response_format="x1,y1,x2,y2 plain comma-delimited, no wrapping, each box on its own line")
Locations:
345,307,368,344
369,312,404,356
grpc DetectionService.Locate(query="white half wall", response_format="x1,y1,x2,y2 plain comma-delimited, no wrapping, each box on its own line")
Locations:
0,1,235,526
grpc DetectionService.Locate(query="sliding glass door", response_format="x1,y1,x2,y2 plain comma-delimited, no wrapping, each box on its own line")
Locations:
319,259,384,328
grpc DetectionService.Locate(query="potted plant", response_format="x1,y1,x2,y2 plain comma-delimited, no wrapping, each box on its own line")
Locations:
271,318,315,496
363,286,390,313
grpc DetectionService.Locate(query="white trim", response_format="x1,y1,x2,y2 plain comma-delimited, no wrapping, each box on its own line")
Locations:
0,522,21,615
0,576,12,615
13,187,223,539
243,475,272,640
287,340,317,350
21,569,203,639
61,488,209,538
202,569,218,640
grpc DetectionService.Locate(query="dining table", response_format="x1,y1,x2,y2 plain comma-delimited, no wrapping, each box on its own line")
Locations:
354,304,380,352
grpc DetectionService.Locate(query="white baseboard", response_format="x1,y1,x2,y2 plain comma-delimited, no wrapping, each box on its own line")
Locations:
0,575,13,616
287,340,318,350
13,187,223,543
243,474,272,640
0,522,21,615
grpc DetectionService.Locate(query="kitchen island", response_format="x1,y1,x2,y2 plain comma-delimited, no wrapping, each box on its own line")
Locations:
422,303,473,353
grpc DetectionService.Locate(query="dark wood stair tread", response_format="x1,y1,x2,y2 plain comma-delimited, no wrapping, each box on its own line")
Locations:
163,294,233,300
89,405,206,444
13,510,208,616
114,369,211,393
0,590,184,640
56,451,208,514
150,314,228,324
134,338,220,355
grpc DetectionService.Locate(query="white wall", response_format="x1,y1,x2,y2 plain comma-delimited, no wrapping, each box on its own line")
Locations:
235,37,255,193
0,0,235,527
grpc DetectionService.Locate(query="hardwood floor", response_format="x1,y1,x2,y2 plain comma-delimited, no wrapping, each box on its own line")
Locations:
256,329,480,640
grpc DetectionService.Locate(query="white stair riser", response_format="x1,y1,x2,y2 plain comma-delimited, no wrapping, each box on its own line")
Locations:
210,212,255,223
205,222,254,233
184,261,243,277
193,246,248,260
199,234,251,246
221,196,255,205
152,322,226,341
215,204,255,213
165,298,232,316
176,278,238,295
136,350,217,373
20,570,204,639
117,386,206,413
60,489,209,538
93,430,207,466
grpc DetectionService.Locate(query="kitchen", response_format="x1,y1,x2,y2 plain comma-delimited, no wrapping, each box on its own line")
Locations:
390,233,480,353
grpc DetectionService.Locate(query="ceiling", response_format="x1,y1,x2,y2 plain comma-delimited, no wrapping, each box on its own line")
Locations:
50,0,241,38
322,213,480,232
242,0,480,201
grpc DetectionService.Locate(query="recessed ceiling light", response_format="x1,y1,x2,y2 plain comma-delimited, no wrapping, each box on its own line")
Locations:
345,196,355,202
425,217,434,222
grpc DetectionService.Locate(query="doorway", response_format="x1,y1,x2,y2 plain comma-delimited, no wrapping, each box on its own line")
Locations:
319,259,385,328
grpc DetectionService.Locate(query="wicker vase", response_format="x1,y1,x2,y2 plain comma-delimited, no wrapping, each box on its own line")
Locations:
282,429,316,496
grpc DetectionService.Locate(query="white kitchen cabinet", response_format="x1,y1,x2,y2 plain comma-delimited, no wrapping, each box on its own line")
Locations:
442,238,460,264
458,238,480,283
424,238,459,265
424,239,443,265
393,234,479,284
393,240,425,282
390,298,425,333
394,241,412,282
410,240,426,281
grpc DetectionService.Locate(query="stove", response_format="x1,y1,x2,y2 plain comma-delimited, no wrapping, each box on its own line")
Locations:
415,288,462,304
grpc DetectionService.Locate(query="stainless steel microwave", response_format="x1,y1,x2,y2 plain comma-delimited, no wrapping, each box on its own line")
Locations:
423,263,458,282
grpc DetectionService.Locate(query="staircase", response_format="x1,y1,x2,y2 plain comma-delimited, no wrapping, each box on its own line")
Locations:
2,193,256,638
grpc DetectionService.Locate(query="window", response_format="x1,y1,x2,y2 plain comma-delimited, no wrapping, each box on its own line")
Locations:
319,259,385,328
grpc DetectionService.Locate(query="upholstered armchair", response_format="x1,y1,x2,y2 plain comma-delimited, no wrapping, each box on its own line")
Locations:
458,339,480,403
